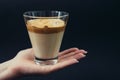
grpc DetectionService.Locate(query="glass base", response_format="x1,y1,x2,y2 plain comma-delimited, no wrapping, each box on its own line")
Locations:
34,57,58,65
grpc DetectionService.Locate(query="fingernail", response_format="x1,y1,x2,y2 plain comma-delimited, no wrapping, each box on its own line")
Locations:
84,51,88,54
79,49,88,54
81,54,86,57
76,60,79,63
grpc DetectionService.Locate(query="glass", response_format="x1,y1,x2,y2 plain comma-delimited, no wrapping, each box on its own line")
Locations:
23,11,69,65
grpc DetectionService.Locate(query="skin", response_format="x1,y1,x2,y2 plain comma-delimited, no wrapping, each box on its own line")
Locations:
0,48,87,80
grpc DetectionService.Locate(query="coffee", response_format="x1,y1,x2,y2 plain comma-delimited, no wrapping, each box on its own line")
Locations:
26,19,65,59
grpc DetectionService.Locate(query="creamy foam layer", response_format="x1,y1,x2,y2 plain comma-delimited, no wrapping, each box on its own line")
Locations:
27,19,65,34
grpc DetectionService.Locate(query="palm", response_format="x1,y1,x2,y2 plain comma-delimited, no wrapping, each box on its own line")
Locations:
11,48,86,76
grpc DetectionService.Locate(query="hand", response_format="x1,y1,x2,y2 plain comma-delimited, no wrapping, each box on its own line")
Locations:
0,48,87,80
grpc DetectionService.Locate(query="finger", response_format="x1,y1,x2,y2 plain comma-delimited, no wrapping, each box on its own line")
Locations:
73,53,86,60
59,50,85,61
50,59,79,72
58,48,79,57
59,50,81,60
79,49,88,54
59,52,86,62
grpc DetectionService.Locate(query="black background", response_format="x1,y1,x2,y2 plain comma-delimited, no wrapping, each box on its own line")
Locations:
0,0,120,80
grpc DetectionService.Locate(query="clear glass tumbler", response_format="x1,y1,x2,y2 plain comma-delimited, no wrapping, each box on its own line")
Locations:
23,11,69,65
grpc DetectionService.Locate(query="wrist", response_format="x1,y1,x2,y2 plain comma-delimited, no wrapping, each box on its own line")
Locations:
0,60,11,73
0,59,21,80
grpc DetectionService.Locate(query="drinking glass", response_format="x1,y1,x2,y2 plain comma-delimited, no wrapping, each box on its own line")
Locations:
23,11,69,65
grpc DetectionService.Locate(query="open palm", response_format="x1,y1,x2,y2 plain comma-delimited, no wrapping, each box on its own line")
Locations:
7,48,87,77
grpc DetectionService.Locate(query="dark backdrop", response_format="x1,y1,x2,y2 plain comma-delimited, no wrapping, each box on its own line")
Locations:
0,0,119,80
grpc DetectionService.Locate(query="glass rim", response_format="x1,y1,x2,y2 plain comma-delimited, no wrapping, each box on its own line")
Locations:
23,10,69,18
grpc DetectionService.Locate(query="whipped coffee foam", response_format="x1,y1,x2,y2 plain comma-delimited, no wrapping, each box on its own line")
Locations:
27,19,65,28
27,19,65,34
